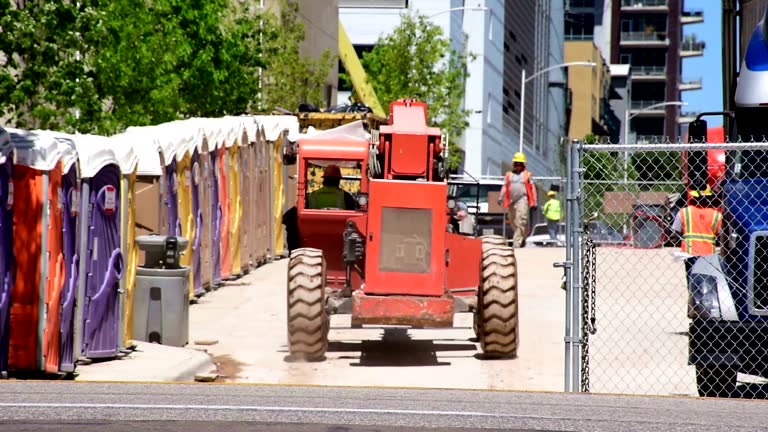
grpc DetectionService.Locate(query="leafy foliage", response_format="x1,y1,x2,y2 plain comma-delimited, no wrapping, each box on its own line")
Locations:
258,0,335,112
341,13,475,170
0,0,333,134
0,1,106,133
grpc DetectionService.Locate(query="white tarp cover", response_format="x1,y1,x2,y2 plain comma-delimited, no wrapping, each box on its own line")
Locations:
8,128,78,173
122,126,165,176
151,120,204,161
172,117,242,152
288,120,370,143
124,123,187,171
245,115,300,142
0,126,11,165
106,131,141,175
48,131,120,179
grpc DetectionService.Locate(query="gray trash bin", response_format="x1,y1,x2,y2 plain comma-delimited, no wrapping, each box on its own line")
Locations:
133,235,191,347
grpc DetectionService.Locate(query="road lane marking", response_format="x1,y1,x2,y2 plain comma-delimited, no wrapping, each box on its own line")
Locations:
0,402,559,419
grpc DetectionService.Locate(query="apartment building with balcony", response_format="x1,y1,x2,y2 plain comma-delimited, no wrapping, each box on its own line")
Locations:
565,0,703,143
611,0,703,142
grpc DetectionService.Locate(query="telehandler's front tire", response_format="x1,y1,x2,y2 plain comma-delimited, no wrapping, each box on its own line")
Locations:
286,248,329,361
475,237,519,359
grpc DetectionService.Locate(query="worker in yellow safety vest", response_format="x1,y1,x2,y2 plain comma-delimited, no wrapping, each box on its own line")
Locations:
497,151,538,248
542,190,562,243
671,186,723,257
307,164,356,210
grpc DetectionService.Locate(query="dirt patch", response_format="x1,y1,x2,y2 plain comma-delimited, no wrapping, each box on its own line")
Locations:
210,354,246,382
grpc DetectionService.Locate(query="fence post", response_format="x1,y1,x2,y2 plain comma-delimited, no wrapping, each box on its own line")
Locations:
571,139,583,392
563,140,574,392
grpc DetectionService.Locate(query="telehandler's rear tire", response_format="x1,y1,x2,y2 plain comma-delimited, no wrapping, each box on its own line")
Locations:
286,248,329,361
475,238,519,359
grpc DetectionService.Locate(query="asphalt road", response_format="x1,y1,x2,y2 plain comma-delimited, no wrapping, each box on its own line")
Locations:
1,381,768,431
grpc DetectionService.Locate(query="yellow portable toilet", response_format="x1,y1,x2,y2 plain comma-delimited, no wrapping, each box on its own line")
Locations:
226,120,247,279
161,123,200,300
252,116,300,259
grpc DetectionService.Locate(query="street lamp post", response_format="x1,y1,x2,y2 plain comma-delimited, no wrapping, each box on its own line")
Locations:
622,100,688,182
519,61,597,153
623,101,688,145
425,5,488,19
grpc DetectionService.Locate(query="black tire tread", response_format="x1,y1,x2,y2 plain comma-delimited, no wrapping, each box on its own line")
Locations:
286,248,329,360
476,238,519,358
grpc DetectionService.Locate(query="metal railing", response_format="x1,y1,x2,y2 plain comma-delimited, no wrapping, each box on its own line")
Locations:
632,66,666,77
565,33,595,41
622,0,668,7
681,40,705,52
680,78,703,88
621,32,667,42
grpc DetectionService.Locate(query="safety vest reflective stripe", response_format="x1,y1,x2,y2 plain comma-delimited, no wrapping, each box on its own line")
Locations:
308,187,344,209
681,206,721,255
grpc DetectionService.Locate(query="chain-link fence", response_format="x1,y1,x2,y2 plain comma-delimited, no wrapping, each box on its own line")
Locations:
564,138,768,400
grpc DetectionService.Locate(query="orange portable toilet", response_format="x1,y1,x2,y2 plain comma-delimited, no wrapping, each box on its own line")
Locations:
7,128,77,374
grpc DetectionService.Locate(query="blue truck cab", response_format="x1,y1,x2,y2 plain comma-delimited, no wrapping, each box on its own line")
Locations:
687,8,768,398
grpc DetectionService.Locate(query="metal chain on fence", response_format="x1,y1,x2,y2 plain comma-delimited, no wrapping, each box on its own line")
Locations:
568,137,768,400
580,214,598,393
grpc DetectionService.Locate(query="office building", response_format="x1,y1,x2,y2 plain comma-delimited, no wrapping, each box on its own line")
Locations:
565,0,704,142
339,0,566,178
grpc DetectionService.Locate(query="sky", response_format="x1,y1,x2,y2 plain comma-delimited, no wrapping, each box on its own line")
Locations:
680,0,724,126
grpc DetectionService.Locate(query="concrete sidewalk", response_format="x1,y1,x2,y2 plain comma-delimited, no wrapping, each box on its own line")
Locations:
74,341,217,383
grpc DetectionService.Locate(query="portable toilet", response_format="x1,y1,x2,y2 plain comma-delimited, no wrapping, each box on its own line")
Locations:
125,125,179,239
252,116,300,259
195,120,229,290
6,128,77,374
70,134,123,361
103,132,140,349
227,121,247,279
156,122,202,300
0,127,14,377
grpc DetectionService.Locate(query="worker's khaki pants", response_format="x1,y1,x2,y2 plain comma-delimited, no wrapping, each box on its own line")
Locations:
507,198,529,248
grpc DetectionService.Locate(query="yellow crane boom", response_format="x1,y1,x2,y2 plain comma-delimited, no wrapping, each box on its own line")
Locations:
338,21,386,118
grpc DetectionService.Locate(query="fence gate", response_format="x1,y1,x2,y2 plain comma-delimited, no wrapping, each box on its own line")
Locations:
563,138,768,399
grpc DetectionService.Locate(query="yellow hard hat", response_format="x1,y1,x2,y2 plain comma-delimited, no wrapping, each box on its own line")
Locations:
547,190,556,197
689,186,712,198
513,152,526,164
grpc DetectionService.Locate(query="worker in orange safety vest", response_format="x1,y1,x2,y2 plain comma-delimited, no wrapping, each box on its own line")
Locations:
497,151,538,248
671,186,723,257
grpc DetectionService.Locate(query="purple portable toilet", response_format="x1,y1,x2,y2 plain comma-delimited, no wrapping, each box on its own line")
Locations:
190,149,204,296
0,127,13,377
71,135,123,360
59,159,80,372
210,147,222,287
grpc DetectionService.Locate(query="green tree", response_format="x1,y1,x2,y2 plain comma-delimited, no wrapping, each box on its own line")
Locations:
258,0,335,112
93,0,189,133
0,1,106,133
342,13,475,170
